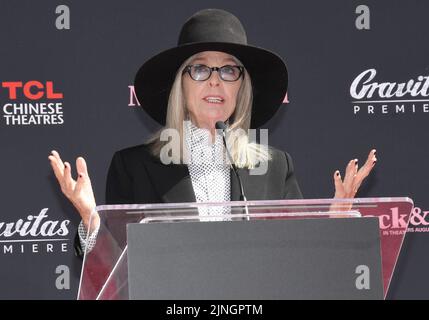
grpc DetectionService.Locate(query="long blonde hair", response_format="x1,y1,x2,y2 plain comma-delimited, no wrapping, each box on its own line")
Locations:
147,53,271,168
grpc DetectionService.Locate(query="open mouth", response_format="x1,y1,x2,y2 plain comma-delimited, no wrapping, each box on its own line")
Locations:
203,96,225,104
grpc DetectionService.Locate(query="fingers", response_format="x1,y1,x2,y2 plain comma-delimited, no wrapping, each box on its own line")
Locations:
354,149,377,191
76,157,89,178
356,149,377,180
333,170,345,198
48,150,64,176
50,150,65,171
48,150,66,188
333,149,377,200
343,159,358,196
48,150,76,196
48,155,63,181
63,160,76,184
75,157,90,194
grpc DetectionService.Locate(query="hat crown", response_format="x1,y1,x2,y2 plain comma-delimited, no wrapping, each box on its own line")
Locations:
178,9,247,46
135,8,288,128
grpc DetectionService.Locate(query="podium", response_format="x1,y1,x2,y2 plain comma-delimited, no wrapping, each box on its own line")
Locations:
77,197,413,300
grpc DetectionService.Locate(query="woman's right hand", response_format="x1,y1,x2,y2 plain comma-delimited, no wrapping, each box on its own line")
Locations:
48,150,99,232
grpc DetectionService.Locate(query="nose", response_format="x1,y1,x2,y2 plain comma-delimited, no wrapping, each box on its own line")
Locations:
209,70,221,87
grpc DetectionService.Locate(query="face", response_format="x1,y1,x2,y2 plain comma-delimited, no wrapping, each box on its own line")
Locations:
182,51,243,130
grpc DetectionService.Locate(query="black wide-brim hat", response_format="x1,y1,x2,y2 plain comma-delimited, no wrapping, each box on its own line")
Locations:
134,8,288,128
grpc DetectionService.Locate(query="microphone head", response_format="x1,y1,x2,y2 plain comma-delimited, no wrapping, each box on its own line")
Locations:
215,121,227,131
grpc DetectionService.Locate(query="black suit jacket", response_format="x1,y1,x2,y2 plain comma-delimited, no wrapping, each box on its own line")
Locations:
105,144,303,204
74,144,303,257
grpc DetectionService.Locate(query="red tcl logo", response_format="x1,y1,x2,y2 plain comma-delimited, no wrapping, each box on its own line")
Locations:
2,81,63,100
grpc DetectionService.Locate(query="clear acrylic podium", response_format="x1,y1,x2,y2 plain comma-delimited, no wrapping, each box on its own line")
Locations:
77,197,413,300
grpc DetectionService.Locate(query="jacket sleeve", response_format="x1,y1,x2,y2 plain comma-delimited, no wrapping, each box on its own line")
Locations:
283,152,304,199
105,151,134,205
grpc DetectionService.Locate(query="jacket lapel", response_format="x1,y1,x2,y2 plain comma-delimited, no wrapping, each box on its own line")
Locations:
231,167,273,201
159,165,197,203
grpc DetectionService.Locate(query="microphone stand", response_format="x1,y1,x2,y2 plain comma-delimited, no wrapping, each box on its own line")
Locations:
216,121,250,221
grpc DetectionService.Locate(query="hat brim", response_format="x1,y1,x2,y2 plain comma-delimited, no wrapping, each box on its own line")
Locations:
134,42,288,128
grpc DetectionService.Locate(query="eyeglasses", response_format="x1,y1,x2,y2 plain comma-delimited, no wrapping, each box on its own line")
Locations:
182,64,244,82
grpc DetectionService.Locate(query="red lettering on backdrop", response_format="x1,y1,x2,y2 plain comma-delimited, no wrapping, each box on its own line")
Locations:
23,81,44,100
2,81,23,99
1,81,63,100
46,81,63,99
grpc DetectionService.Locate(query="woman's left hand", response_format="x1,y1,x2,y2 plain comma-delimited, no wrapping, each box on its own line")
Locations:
333,149,377,199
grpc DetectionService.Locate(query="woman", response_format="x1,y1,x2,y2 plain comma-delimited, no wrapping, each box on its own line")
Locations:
48,9,377,254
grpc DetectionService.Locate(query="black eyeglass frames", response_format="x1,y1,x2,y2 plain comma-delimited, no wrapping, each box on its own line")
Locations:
182,64,244,82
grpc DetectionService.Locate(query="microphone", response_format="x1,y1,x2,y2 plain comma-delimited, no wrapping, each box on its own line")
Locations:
216,121,249,220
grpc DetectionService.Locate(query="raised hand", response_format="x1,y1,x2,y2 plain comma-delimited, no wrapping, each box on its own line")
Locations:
48,150,98,231
333,149,377,199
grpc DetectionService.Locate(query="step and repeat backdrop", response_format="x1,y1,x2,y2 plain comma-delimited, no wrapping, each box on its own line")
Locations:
0,0,428,299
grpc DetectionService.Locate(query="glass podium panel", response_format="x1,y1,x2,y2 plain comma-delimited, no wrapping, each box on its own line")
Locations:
77,197,413,300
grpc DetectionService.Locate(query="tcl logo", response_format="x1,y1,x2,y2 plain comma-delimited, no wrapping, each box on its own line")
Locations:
2,81,63,100
369,207,429,230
